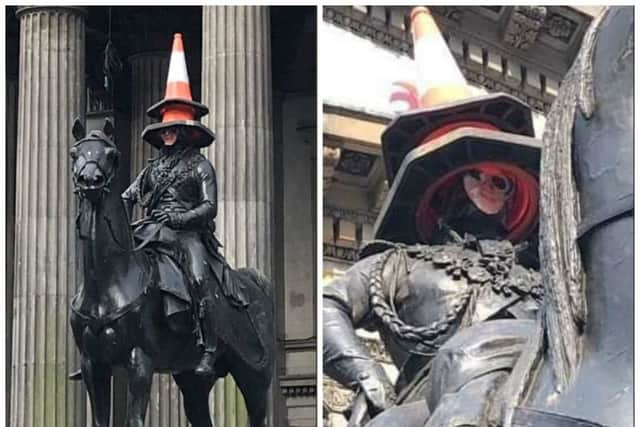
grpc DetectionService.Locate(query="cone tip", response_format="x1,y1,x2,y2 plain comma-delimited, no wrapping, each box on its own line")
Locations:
410,7,431,21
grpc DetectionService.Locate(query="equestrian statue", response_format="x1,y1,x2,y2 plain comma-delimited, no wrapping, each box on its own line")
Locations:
323,7,632,427
69,34,274,427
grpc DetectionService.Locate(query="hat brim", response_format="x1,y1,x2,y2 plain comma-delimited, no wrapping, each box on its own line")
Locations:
147,98,209,121
381,93,535,183
141,120,216,148
373,127,541,244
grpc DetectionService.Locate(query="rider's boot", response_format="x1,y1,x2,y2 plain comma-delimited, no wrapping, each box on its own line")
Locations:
195,296,218,377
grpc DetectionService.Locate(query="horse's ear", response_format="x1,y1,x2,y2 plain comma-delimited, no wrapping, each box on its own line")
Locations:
103,119,114,138
72,117,86,141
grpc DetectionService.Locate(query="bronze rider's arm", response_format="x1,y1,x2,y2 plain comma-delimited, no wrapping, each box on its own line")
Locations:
323,253,396,413
179,158,217,227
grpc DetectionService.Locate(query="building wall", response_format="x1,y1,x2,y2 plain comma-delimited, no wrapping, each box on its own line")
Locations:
278,93,318,426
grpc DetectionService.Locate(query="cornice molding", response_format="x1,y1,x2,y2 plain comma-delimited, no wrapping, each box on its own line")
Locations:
323,243,358,263
324,206,378,225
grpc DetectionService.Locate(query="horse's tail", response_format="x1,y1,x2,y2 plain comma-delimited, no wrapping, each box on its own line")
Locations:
238,267,273,299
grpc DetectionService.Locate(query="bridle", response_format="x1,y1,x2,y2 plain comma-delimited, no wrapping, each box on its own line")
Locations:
71,137,118,200
71,138,128,252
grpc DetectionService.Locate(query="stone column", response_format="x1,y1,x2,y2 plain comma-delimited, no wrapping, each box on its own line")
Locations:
6,39,19,427
11,7,87,427
128,51,189,427
129,52,168,177
201,6,274,426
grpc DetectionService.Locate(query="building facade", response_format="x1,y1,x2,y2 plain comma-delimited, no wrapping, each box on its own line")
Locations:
321,5,602,426
6,6,316,427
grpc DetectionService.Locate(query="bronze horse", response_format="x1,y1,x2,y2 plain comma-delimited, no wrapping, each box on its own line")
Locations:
68,119,274,427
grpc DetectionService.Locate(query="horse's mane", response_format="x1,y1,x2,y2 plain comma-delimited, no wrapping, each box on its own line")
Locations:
490,9,609,425
538,6,606,392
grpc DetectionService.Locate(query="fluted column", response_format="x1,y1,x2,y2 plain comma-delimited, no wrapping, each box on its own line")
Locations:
129,52,168,177
11,7,86,427
202,6,274,426
6,41,19,426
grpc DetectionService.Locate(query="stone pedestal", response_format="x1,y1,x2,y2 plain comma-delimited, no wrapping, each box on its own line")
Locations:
201,5,275,426
11,7,87,427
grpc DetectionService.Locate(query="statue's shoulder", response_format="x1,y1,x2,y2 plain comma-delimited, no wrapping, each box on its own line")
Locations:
358,239,403,260
358,239,463,260
185,152,215,176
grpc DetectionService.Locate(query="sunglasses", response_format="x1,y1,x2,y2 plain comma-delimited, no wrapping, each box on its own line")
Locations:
465,170,513,195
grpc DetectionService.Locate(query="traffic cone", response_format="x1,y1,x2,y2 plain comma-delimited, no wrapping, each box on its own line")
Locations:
142,33,215,148
146,33,209,122
410,7,471,109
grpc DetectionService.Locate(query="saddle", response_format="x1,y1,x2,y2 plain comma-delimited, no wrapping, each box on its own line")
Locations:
137,239,269,370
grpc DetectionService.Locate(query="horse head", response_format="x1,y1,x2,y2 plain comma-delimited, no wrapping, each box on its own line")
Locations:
70,117,120,204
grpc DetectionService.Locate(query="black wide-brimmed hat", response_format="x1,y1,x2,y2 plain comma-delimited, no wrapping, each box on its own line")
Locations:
141,33,215,148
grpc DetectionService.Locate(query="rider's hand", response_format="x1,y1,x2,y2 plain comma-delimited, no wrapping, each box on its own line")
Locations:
151,210,186,228
356,364,396,416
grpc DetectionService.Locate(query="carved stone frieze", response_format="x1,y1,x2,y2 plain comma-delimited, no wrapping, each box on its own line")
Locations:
461,67,551,114
335,149,377,177
323,6,411,55
543,13,579,42
324,243,359,262
503,6,548,50
324,206,378,226
324,146,341,189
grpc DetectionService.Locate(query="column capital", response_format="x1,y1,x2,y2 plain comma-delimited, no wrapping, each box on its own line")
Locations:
16,6,87,19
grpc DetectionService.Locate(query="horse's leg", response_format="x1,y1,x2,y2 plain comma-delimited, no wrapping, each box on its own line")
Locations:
124,347,153,427
173,372,215,427
81,356,112,427
233,366,270,427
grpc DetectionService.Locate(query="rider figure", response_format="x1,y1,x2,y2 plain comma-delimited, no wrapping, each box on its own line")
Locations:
324,157,542,424
122,33,224,377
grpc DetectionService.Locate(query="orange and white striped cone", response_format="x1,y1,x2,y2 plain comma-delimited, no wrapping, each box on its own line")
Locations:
162,33,194,120
142,33,214,148
146,33,209,123
410,7,471,109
